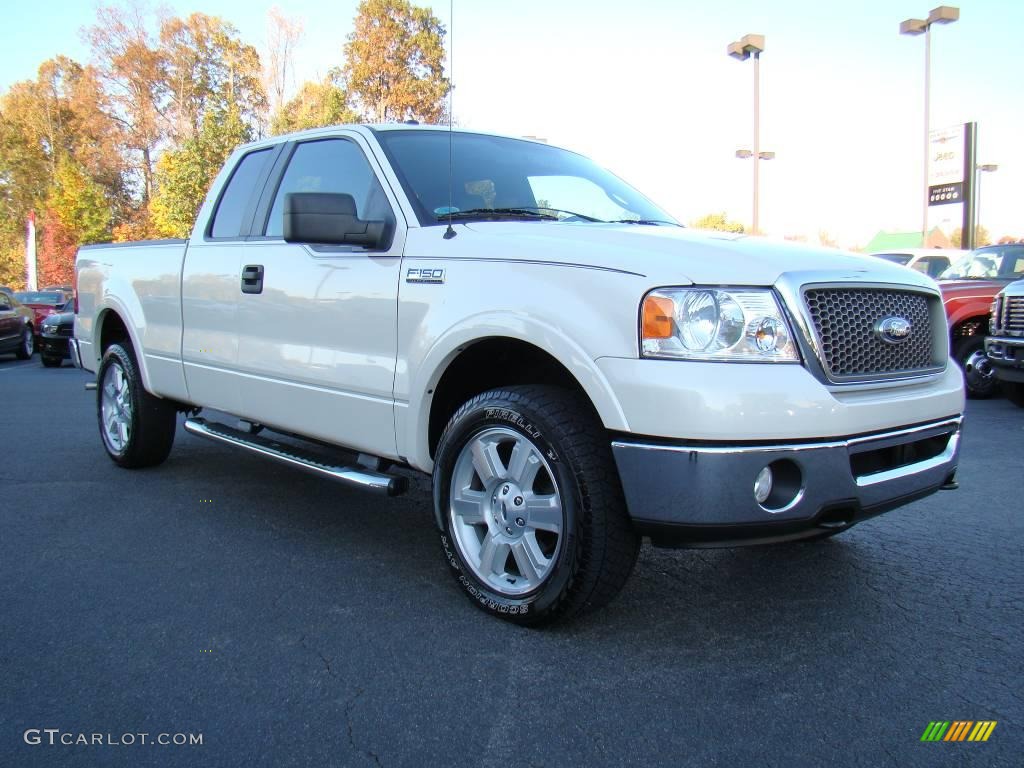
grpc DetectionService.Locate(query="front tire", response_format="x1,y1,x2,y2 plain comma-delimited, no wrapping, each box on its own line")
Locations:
954,336,997,399
15,326,34,359
96,343,177,468
434,386,639,626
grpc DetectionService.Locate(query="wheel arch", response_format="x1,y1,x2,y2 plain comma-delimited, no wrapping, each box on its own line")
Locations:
404,320,629,473
94,305,154,392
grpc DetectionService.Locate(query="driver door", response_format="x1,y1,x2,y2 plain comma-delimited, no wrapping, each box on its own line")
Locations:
234,133,405,458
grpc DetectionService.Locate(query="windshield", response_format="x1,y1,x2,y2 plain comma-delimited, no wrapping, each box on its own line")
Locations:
374,130,677,226
939,245,1024,280
14,291,64,304
874,253,912,265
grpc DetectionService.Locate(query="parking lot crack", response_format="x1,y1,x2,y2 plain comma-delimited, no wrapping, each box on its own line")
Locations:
345,687,383,767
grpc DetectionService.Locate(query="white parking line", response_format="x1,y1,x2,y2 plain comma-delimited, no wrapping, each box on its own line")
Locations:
0,361,38,372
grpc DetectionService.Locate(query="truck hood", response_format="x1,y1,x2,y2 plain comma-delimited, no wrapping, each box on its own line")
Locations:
451,222,930,288
937,279,1009,299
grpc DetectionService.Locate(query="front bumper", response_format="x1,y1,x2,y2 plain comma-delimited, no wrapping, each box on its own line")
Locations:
39,333,71,359
612,417,961,547
985,336,1024,384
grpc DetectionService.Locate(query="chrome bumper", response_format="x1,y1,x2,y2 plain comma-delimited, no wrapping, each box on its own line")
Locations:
612,417,961,546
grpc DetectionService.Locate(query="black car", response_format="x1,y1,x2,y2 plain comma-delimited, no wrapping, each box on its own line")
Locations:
0,292,36,359
39,299,75,367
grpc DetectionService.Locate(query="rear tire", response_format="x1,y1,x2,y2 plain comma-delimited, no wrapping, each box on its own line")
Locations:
434,385,639,626
954,336,997,399
15,326,34,359
96,343,177,468
41,355,62,368
1005,382,1024,408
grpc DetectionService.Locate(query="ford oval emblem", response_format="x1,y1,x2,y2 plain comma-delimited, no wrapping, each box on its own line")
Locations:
875,316,912,344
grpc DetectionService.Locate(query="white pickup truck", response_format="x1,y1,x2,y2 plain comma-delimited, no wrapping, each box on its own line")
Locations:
73,125,965,625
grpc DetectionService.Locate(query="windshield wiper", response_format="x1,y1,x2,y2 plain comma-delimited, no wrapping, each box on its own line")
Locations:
436,206,607,223
437,208,559,222
607,218,682,227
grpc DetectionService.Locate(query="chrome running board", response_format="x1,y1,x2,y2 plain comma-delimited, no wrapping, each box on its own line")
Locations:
183,417,408,496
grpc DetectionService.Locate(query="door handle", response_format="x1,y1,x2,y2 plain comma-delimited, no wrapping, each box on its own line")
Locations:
241,265,264,294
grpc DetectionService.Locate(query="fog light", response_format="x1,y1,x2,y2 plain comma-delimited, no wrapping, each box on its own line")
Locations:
754,466,773,504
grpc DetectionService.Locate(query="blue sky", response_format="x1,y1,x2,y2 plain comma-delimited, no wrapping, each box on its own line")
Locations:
2,0,1021,246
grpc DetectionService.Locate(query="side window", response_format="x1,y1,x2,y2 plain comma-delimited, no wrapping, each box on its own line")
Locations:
209,148,273,239
0,295,11,310
265,139,391,238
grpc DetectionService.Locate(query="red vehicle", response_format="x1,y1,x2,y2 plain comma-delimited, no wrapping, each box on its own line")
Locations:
12,291,67,342
938,243,1024,398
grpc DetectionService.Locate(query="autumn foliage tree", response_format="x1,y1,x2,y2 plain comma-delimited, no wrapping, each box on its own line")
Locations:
691,212,746,233
150,107,251,238
270,75,360,135
343,0,449,123
1,0,449,287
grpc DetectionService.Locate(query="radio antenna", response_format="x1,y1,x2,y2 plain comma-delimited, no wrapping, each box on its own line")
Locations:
443,0,456,239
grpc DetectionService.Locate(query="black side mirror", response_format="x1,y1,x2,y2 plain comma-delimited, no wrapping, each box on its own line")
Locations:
283,192,388,249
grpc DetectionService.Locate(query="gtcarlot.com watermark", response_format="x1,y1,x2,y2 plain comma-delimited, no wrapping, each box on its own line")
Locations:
24,729,203,747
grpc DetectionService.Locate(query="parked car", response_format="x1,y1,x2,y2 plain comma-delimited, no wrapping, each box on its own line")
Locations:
13,291,67,342
0,291,36,359
985,279,1024,407
39,299,75,367
937,243,1024,398
868,248,961,279
73,125,964,625
41,284,73,295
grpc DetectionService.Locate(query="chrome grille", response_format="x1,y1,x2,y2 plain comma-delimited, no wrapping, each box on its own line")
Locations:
803,288,937,380
997,295,1024,335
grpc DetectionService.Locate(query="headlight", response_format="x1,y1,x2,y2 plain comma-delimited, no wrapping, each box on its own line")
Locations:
641,287,800,362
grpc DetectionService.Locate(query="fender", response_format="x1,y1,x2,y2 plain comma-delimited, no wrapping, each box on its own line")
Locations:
399,312,630,472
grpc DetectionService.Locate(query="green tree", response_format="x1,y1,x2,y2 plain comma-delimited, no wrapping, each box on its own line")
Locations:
343,0,449,123
270,76,360,135
691,212,745,233
950,225,991,248
150,107,250,238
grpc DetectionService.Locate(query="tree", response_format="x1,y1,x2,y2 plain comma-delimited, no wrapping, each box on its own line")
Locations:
270,76,361,135
87,3,166,201
264,7,304,114
150,107,251,238
950,225,991,248
160,13,267,143
691,212,745,233
343,0,449,123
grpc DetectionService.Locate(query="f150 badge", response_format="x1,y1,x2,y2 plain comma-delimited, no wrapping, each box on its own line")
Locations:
407,267,445,284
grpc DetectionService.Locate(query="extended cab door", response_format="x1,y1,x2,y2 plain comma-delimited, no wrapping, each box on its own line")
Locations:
181,145,281,414
233,133,405,458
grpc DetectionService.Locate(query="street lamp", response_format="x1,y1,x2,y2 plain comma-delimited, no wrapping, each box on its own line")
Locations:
900,6,959,244
975,163,998,241
728,33,767,234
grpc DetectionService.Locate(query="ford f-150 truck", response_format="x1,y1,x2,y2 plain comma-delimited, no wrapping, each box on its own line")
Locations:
73,125,965,625
986,279,1024,407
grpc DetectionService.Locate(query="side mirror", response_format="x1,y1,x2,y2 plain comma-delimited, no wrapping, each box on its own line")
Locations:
283,192,387,249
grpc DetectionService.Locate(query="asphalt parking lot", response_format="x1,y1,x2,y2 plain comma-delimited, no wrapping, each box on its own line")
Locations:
1,356,1020,767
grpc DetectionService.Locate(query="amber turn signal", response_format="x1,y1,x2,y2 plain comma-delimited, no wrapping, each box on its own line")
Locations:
642,295,675,339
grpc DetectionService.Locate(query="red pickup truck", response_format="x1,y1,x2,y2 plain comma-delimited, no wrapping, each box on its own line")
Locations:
938,243,1024,397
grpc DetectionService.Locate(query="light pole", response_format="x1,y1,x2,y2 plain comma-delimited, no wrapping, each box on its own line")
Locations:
728,34,766,234
900,6,959,245
975,163,998,243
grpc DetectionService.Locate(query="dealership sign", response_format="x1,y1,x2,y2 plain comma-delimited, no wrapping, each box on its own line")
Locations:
928,125,965,207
